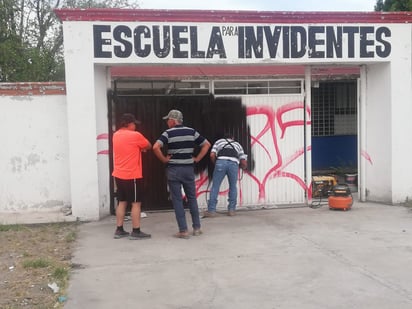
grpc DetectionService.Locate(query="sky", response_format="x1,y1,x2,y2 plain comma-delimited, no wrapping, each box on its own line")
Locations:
138,0,377,12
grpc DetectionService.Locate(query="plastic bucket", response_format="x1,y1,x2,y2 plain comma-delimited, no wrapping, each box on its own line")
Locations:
344,173,358,192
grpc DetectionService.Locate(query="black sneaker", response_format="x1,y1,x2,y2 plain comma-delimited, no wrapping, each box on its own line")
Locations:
129,231,151,240
114,230,129,239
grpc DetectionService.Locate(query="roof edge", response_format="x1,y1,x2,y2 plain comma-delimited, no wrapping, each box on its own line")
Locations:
54,8,412,24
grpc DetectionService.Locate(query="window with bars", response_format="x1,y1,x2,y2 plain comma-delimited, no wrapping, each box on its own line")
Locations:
114,79,303,96
213,79,303,95
311,81,357,136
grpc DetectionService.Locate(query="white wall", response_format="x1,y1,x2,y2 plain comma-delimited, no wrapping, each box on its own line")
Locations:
95,65,111,218
364,63,392,202
63,22,106,220
0,94,70,212
389,25,412,203
362,25,412,204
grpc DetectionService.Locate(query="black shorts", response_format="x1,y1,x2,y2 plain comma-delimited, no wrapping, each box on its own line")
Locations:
115,178,144,203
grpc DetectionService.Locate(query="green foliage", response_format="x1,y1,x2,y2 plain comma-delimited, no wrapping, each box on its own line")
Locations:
0,0,139,82
65,230,77,242
375,0,412,11
64,0,139,9
23,258,51,268
0,224,25,232
53,266,69,280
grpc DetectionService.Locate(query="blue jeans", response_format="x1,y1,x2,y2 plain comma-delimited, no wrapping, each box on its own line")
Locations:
208,159,239,212
167,165,201,232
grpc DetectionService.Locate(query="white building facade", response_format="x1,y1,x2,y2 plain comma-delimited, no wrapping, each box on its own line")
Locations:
1,10,411,221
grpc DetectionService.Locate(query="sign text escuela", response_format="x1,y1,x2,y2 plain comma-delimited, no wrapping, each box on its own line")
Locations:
93,24,391,60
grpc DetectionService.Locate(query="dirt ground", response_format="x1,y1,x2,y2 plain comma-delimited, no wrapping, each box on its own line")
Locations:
0,222,80,309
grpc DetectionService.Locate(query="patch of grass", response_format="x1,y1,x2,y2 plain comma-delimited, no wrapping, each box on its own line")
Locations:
0,221,80,308
65,230,77,242
53,266,69,281
23,258,51,269
0,224,26,232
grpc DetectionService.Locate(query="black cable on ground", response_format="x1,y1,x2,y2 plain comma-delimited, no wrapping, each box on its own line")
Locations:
310,196,329,209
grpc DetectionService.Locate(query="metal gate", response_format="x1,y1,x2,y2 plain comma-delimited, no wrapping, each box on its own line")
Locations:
108,79,307,213
236,95,307,206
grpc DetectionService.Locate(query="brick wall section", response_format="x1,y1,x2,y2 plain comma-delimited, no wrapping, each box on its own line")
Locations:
0,82,66,96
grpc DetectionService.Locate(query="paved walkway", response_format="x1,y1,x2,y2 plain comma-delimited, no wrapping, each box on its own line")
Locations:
63,201,412,309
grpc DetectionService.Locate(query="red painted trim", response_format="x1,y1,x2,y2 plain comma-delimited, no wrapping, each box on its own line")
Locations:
54,8,412,23
0,82,66,96
111,65,360,79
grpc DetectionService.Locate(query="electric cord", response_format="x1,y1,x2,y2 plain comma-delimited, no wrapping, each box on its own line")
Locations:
310,194,329,209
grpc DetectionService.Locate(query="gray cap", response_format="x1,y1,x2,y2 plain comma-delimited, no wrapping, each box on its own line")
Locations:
162,109,183,122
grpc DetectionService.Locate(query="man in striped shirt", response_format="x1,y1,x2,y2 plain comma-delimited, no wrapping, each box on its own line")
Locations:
153,109,211,239
204,133,247,217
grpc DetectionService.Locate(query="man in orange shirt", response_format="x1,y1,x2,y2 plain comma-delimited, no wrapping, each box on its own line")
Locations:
112,113,152,240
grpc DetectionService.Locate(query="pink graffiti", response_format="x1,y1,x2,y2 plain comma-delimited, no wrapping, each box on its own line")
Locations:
97,133,109,155
277,102,311,138
96,103,373,206
361,150,373,165
243,102,310,201
97,133,109,140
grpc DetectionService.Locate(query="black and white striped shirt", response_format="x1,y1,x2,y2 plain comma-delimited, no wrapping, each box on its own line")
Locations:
211,138,247,164
157,125,207,165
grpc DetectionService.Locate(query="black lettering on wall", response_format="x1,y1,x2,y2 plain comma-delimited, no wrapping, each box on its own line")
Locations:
326,26,342,58
360,26,375,58
283,26,290,58
206,26,226,58
343,27,359,58
190,26,206,58
244,26,264,58
375,26,391,58
264,26,282,58
238,26,245,58
93,25,112,58
153,26,171,58
308,26,325,58
113,25,132,58
93,23,393,61
134,26,151,57
290,26,306,58
173,26,188,58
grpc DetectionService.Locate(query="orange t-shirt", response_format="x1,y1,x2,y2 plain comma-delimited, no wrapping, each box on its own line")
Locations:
112,128,150,180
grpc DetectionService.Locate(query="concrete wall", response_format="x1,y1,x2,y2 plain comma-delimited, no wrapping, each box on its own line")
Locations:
0,84,71,213
62,22,111,220
362,25,412,204
363,63,392,202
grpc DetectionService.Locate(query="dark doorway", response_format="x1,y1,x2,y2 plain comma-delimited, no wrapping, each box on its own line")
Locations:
311,80,358,173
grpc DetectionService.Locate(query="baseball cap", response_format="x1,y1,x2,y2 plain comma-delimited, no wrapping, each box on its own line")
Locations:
120,113,140,127
162,109,183,122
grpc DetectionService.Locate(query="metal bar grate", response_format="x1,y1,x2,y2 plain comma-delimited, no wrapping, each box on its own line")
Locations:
311,81,357,137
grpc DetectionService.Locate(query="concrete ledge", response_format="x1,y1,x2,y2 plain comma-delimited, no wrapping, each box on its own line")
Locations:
0,209,77,225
